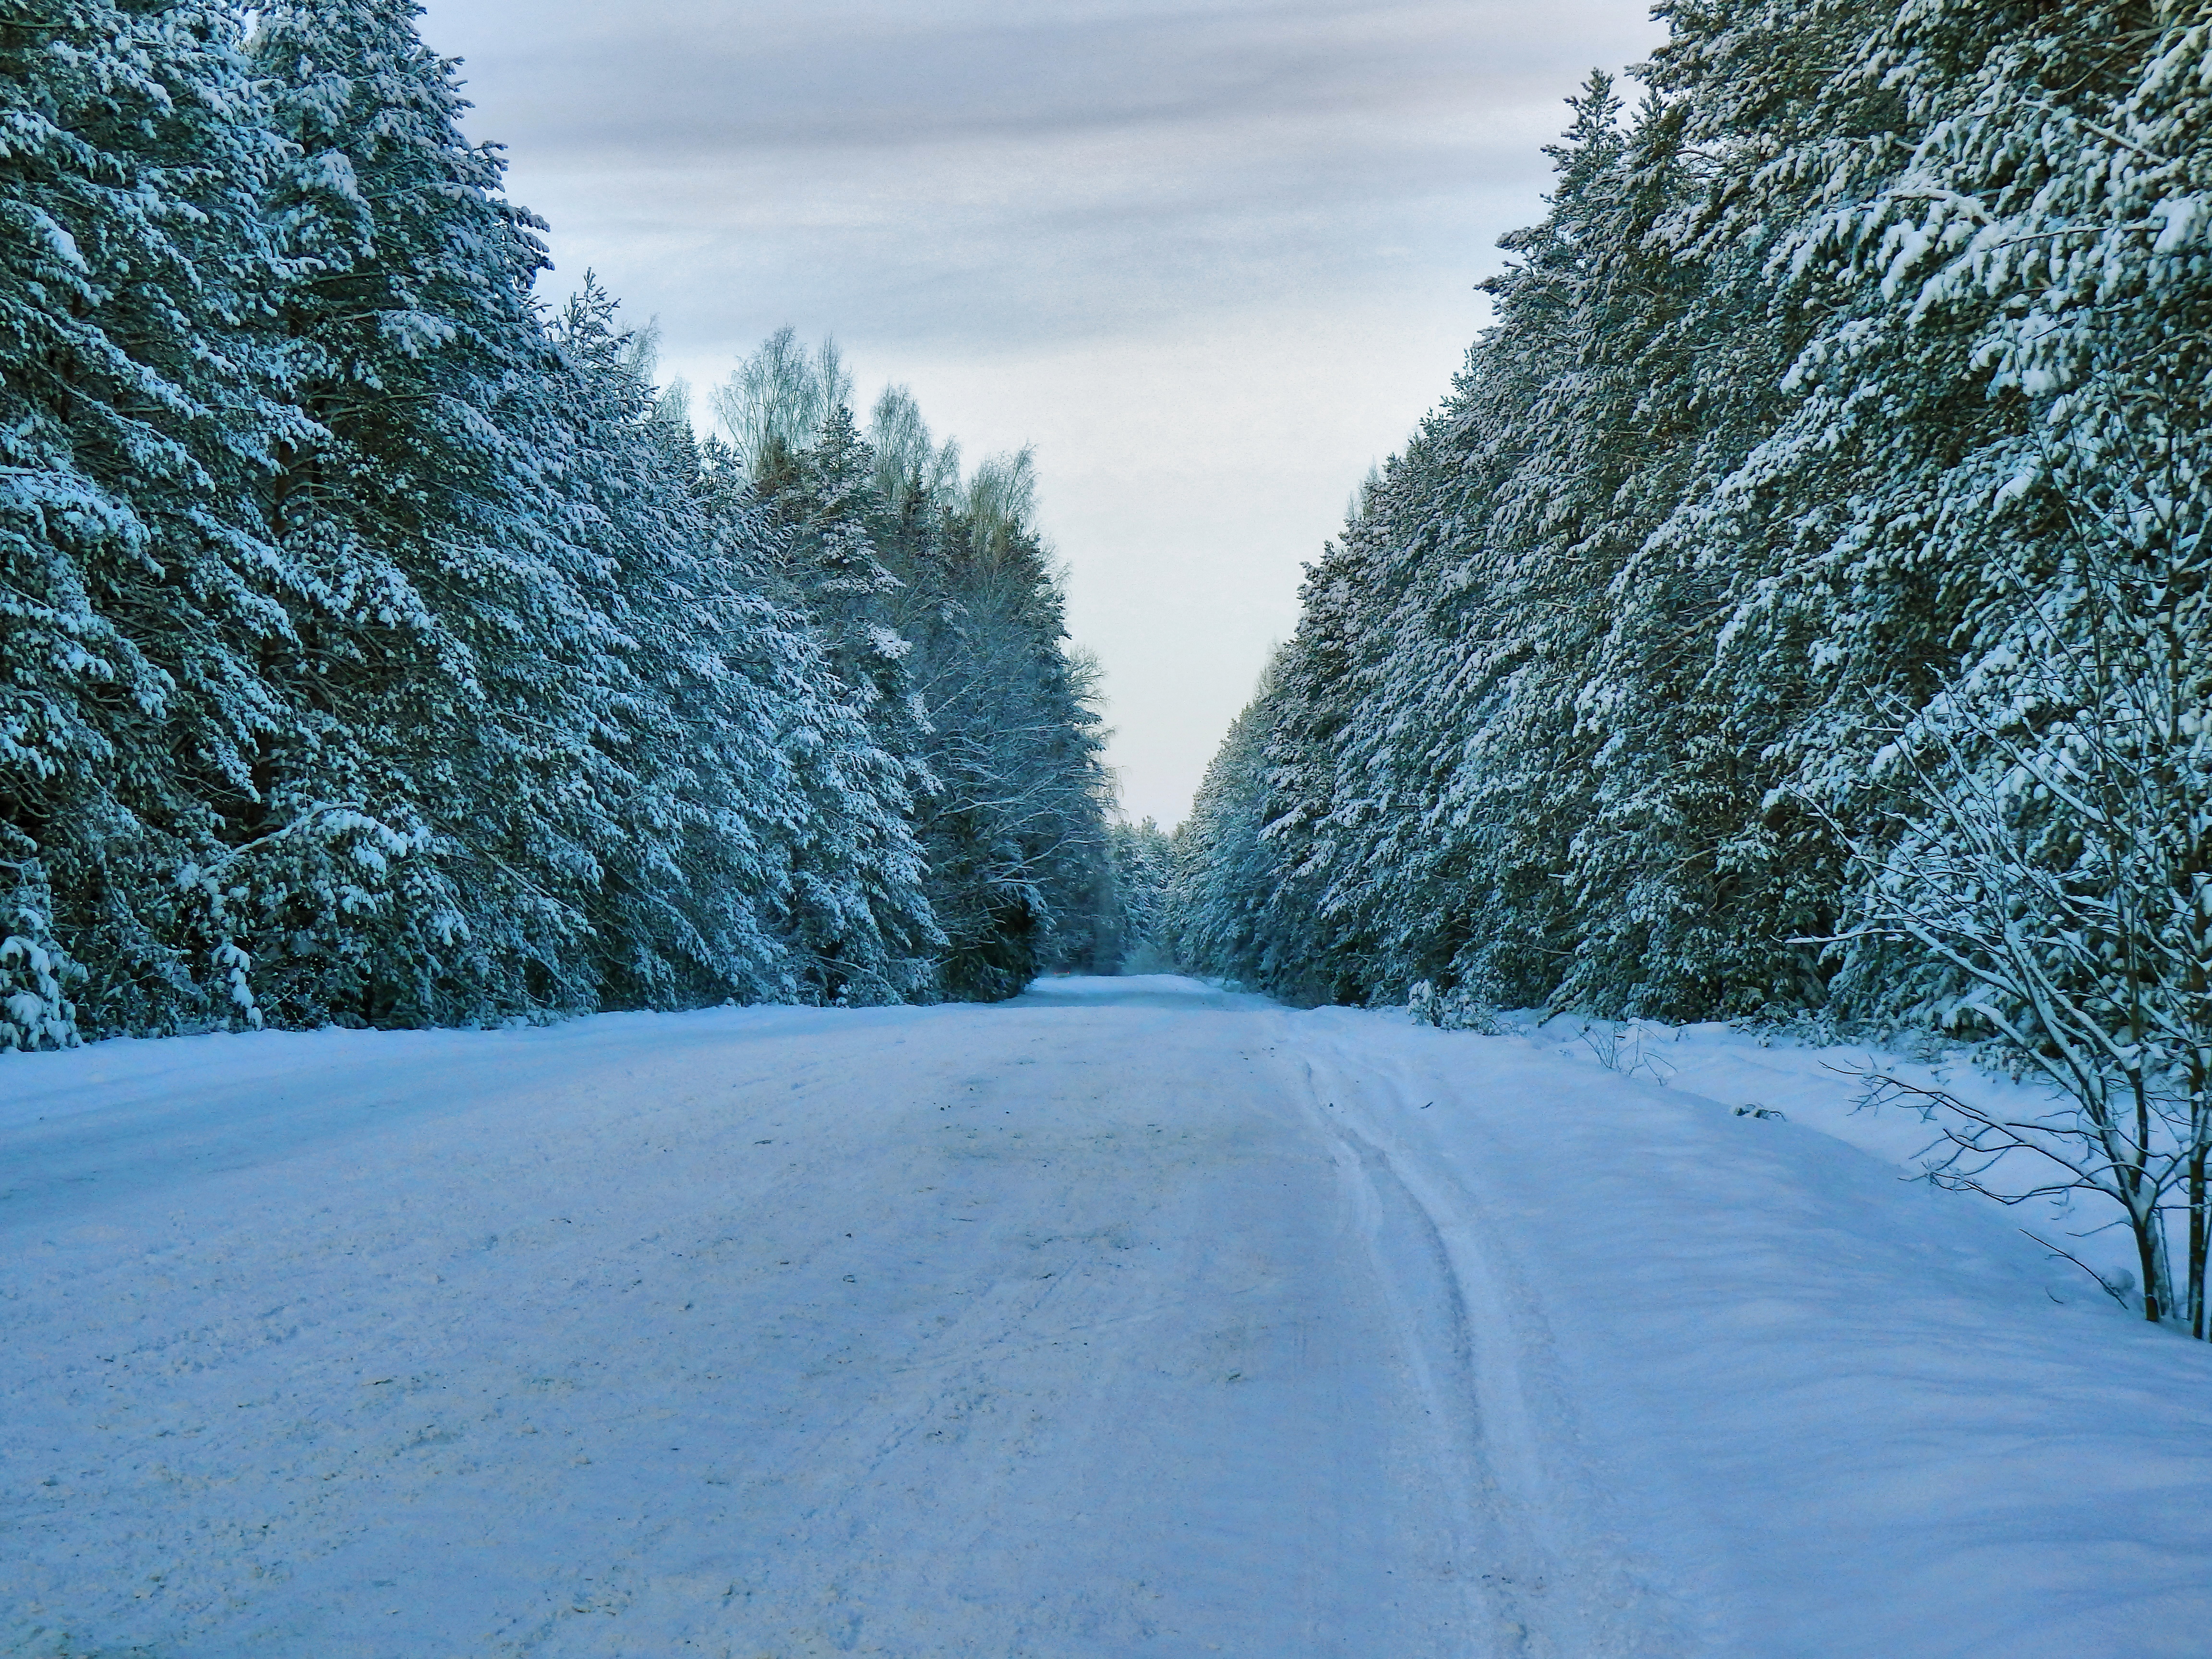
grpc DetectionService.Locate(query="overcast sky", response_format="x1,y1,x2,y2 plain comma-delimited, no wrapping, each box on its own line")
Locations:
416,0,1667,826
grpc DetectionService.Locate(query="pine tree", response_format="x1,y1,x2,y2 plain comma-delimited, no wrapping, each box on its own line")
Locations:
722,337,1114,1002
744,401,944,1002
542,281,805,1008
0,0,322,1037
1,828,78,1050
902,480,1112,999
1169,651,1293,991
249,0,638,1026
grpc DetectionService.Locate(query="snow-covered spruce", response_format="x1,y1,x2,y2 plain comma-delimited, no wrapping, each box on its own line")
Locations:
0,1,1123,1039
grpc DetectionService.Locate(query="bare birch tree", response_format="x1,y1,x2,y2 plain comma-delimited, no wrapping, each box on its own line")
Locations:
1831,398,2212,1331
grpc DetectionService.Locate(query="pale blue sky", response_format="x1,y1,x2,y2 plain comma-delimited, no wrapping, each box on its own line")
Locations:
419,0,1666,824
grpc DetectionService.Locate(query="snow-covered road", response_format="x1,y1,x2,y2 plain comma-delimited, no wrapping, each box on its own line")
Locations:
6,977,2212,1657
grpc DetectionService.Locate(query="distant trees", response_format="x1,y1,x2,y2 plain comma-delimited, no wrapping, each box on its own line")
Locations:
1105,819,1176,972
1,0,1117,1046
709,327,854,481
1170,1,2212,1324
713,330,1117,1000
1169,649,1298,994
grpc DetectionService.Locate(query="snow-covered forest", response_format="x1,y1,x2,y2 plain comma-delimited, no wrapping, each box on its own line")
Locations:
1175,0,2212,1328
2,0,1133,1043
11,3,2212,1647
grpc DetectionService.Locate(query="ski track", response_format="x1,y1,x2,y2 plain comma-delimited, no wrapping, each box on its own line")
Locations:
5,976,2212,1657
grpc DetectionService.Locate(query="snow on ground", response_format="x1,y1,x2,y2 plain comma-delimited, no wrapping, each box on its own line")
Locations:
4,976,2210,1657
1476,1008,2158,1298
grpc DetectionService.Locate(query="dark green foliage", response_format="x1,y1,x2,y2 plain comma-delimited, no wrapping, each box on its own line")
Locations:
2,0,1114,1044
1174,0,2212,1038
1,0,312,1039
750,390,1114,1003
1105,818,1175,972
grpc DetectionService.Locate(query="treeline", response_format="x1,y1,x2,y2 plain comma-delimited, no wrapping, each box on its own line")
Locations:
1174,3,2212,1321
2,0,1123,1046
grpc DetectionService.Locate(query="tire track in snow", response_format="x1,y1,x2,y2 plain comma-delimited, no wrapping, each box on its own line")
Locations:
1291,1023,1688,1659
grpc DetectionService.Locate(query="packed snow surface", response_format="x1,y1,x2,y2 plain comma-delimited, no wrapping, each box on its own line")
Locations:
6,977,2210,1657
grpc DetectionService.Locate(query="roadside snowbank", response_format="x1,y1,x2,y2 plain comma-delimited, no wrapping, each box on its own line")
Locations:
1462,1008,2152,1299
1297,1001,2212,1658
